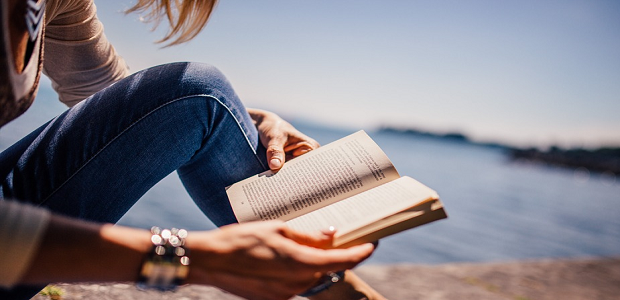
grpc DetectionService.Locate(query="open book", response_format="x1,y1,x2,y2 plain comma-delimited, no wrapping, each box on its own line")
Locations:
226,130,447,248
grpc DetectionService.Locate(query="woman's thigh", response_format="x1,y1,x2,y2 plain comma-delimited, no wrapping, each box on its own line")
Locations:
0,62,268,225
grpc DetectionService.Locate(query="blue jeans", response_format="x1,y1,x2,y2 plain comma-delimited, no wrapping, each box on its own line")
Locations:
0,62,269,298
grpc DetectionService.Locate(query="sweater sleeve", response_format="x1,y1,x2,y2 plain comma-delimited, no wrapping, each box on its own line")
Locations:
43,0,130,107
0,200,51,288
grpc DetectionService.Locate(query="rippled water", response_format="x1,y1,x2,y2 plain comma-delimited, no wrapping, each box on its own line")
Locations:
2,85,619,264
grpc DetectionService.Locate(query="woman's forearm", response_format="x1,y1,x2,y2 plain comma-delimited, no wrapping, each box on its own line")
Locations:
19,214,152,285
17,215,375,300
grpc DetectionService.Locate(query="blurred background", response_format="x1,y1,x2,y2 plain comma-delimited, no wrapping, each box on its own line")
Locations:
1,0,619,265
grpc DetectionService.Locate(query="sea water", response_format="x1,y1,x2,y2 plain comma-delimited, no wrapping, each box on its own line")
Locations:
1,85,619,264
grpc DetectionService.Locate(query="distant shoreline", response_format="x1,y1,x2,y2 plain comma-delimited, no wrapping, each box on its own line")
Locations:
378,126,620,175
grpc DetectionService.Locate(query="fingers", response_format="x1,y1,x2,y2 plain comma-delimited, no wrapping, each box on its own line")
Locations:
280,224,336,248
269,135,320,169
283,138,320,152
284,140,319,159
187,221,375,300
271,222,374,271
295,243,376,270
249,108,320,171
267,135,316,170
267,137,312,171
277,225,374,271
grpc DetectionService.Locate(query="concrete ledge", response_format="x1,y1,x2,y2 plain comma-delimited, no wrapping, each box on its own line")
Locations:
33,257,620,300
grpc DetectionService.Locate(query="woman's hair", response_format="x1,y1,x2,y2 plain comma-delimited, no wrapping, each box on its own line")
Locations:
126,0,218,46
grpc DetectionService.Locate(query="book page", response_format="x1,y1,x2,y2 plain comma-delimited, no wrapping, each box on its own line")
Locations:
333,200,446,248
227,130,400,222
285,176,439,238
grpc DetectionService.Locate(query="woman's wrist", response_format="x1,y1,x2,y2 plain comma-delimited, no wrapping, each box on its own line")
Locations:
180,230,220,285
90,224,154,282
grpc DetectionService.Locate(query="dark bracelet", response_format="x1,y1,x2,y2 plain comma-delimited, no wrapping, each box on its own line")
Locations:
298,270,346,297
136,227,190,291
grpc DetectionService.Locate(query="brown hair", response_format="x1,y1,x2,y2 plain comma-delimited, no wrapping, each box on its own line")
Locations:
126,0,218,46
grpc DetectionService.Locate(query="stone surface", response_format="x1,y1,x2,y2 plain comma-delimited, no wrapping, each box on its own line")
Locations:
33,257,620,300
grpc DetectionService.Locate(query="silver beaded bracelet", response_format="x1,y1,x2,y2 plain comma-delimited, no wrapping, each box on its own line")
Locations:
136,227,190,291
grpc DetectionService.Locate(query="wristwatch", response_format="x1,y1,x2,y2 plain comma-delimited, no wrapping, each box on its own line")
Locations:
298,270,346,297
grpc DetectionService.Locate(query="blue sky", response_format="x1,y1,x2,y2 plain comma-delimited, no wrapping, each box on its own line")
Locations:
91,0,619,148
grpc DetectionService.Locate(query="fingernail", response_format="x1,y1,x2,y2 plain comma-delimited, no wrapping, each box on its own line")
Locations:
270,158,282,169
320,226,336,236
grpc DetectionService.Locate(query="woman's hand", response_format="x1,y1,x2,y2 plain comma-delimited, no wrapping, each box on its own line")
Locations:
185,221,375,300
247,108,320,171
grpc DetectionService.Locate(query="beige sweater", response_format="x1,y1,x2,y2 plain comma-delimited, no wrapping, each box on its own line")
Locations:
44,0,130,106
0,0,129,288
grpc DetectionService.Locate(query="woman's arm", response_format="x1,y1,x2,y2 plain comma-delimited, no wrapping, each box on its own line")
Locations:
19,214,152,284
18,213,374,300
44,0,130,107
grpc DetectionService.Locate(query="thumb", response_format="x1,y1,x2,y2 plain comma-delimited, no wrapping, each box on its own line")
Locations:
266,140,286,170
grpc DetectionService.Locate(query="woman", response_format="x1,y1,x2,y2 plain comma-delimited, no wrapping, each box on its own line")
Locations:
0,0,387,299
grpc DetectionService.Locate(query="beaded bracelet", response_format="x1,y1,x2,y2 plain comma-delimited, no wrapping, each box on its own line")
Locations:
136,227,190,291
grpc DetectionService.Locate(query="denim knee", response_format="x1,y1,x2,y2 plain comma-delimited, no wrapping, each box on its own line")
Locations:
93,61,252,133
164,62,241,108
